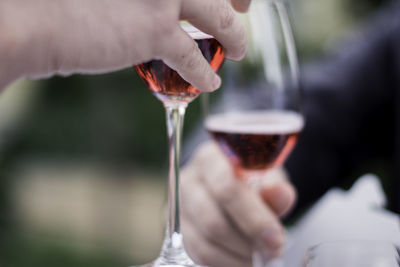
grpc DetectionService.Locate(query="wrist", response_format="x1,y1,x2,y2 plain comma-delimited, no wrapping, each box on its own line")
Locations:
0,0,62,86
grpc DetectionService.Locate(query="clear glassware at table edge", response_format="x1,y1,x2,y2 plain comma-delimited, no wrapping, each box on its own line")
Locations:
304,241,400,267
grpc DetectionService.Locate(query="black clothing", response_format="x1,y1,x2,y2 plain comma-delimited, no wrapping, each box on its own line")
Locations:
286,1,400,214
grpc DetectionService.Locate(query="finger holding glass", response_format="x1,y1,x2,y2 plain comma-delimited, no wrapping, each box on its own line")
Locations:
181,142,296,267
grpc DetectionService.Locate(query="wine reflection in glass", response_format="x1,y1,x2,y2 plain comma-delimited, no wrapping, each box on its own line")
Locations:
133,23,224,267
204,0,303,266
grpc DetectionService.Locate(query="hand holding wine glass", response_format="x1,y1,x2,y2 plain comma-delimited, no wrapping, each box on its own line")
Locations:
0,0,248,91
181,141,296,267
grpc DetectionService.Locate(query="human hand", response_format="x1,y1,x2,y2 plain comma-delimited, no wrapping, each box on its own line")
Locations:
0,0,248,90
181,142,296,267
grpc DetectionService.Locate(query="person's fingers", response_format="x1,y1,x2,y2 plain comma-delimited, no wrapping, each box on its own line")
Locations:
160,27,221,92
258,167,297,217
182,219,252,267
181,166,252,258
191,141,225,164
193,143,295,218
260,181,297,218
231,0,251,13
180,0,247,61
198,146,285,252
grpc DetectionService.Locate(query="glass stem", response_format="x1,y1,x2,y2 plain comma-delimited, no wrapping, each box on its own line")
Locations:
161,103,189,261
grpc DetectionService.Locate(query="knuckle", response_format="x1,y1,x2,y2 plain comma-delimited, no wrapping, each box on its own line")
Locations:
230,27,247,60
219,1,235,30
214,175,239,205
203,217,225,238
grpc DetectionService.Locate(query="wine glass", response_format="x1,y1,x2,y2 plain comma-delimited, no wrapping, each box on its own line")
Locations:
304,241,400,267
133,23,225,267
204,0,302,265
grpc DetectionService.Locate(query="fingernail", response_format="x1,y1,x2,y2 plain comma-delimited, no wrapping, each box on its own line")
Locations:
212,75,221,91
258,224,284,250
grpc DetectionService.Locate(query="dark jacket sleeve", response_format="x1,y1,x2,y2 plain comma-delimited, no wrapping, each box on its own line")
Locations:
286,1,400,214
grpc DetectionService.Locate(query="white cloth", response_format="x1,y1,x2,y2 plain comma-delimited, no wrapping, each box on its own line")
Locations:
270,174,400,267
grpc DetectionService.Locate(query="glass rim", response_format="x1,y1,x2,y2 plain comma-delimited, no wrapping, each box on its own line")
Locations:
179,21,213,39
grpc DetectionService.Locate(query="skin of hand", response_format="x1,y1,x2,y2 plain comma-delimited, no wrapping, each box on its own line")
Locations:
0,0,249,90
181,141,296,267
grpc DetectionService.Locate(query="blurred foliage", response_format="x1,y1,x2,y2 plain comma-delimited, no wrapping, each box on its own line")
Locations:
0,231,128,267
0,70,207,266
19,71,167,167
291,0,391,60
3,70,207,169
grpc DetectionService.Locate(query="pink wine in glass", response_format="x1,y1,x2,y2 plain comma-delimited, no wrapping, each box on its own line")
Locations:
205,110,304,177
132,25,226,267
134,28,225,105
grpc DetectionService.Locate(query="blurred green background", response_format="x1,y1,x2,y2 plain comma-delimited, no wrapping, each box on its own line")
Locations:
0,0,390,266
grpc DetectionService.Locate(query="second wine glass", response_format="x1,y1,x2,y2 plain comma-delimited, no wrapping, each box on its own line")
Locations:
205,0,302,189
204,0,302,265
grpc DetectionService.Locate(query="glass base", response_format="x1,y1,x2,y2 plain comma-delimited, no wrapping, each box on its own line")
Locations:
131,261,200,267
131,255,204,267
131,234,205,267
